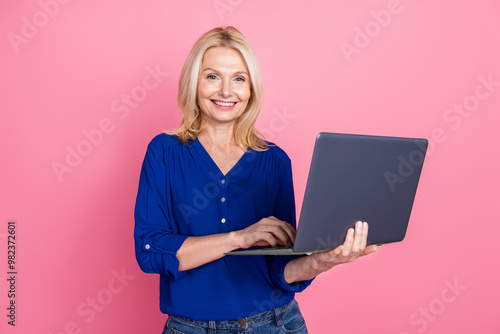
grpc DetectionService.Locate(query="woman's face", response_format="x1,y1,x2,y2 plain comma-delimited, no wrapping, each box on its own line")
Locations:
197,46,251,128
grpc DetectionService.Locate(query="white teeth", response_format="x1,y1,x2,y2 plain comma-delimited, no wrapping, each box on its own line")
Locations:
213,100,236,107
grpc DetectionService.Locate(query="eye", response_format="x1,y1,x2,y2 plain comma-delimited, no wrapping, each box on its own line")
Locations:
235,77,245,82
207,74,217,80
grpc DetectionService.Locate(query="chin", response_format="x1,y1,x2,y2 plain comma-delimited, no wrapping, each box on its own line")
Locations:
208,110,244,123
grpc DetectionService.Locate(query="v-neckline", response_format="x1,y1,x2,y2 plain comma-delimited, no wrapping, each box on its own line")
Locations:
192,137,252,177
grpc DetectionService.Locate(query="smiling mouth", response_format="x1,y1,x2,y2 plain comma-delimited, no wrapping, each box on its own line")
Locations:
211,100,237,107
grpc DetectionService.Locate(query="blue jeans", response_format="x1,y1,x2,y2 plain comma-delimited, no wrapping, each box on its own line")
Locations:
162,299,308,334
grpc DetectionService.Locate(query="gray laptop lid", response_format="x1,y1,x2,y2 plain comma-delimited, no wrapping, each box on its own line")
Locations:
293,132,428,252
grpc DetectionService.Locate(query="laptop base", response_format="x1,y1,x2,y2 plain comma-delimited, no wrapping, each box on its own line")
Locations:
224,246,334,256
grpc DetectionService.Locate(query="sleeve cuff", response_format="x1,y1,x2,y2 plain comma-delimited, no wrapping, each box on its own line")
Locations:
268,255,315,293
137,233,190,280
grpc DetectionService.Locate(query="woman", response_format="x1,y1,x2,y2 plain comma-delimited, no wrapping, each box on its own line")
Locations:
134,26,378,334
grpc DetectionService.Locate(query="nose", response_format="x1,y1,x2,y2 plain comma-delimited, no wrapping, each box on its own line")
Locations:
219,79,232,98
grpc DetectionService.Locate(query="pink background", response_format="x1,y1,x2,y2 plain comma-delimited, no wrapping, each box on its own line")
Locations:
1,0,499,333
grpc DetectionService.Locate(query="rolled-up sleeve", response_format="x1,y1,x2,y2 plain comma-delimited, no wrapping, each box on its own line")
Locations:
134,138,189,280
266,156,315,292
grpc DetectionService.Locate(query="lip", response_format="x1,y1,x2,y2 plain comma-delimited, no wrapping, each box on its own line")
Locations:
210,99,237,110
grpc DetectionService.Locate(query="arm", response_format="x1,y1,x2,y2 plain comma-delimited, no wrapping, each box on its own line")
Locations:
176,232,239,271
284,254,321,284
134,140,190,279
178,216,298,271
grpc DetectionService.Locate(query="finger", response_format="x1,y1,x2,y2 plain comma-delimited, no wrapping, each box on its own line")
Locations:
260,233,278,248
266,225,293,247
350,221,364,253
282,222,296,244
342,228,355,256
359,221,368,250
363,244,378,255
252,240,270,247
328,245,344,257
264,218,296,245
277,219,297,244
257,224,292,247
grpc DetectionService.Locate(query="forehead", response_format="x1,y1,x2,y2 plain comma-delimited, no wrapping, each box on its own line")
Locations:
201,47,248,72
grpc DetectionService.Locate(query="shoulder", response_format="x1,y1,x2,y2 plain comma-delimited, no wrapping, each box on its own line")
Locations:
146,133,192,156
143,133,187,162
263,140,291,162
261,140,292,171
148,132,183,149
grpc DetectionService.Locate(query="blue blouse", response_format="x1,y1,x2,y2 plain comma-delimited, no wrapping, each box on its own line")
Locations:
134,133,315,321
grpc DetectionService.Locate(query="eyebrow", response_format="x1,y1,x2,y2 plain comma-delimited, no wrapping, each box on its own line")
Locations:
203,67,249,76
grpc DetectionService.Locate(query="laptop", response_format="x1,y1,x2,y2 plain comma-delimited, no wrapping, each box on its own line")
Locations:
224,132,428,256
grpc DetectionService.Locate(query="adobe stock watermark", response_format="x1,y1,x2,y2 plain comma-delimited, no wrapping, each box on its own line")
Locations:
7,0,73,54
384,140,426,193
252,287,289,313
47,267,134,334
259,106,296,142
399,277,467,334
177,106,296,225
212,0,243,20
340,0,404,64
384,73,498,192
51,64,168,182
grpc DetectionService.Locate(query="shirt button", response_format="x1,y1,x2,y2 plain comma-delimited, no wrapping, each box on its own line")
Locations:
221,197,226,202
221,218,226,223
145,244,150,249
221,179,226,184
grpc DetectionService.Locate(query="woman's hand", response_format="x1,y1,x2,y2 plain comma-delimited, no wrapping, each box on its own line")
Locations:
308,220,378,273
234,216,296,249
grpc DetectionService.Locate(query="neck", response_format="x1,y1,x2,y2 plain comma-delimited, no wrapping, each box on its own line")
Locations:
198,120,238,150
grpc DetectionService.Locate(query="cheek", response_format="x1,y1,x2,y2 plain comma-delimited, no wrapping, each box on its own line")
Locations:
197,81,217,99
234,86,251,102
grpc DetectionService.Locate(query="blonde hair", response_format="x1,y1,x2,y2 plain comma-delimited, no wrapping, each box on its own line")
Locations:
166,26,268,151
